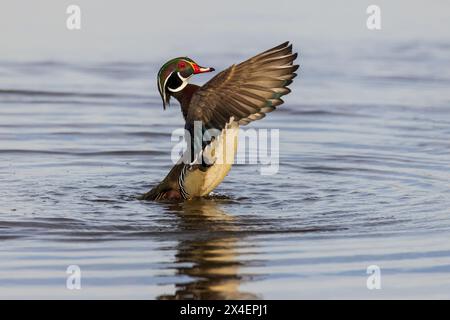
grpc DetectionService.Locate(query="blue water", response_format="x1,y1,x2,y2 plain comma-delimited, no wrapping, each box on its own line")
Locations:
1,0,450,299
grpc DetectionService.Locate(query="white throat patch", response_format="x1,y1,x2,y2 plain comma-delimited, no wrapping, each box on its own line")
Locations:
168,72,191,93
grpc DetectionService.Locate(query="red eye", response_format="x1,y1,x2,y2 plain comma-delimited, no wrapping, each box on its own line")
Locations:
178,61,186,69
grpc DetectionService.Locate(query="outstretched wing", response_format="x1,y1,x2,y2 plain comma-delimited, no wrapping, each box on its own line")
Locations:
186,41,299,135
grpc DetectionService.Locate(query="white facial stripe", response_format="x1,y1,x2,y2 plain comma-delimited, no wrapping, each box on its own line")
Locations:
163,71,174,93
158,78,162,94
178,72,188,81
167,72,191,93
161,71,175,104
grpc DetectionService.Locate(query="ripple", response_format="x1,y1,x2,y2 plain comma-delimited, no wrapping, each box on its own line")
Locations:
0,149,166,156
1,40,450,298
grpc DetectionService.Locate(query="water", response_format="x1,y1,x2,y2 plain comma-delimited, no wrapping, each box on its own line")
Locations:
1,37,450,298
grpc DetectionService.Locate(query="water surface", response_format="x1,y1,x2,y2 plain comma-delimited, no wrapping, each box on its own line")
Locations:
1,39,450,299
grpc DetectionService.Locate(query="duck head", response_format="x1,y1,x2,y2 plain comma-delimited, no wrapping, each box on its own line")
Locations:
157,57,214,109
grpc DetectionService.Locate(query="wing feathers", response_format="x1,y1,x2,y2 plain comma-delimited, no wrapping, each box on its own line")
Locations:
186,42,298,155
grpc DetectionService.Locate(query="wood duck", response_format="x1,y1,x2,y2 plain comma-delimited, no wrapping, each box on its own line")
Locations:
141,42,298,201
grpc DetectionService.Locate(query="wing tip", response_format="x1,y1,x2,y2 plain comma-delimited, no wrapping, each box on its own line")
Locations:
279,41,290,48
263,41,291,54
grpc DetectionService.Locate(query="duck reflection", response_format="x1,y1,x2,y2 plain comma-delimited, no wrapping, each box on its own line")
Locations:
158,199,258,300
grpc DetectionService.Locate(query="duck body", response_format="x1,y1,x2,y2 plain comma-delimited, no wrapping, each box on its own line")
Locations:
143,85,239,201
142,42,298,201
181,120,239,198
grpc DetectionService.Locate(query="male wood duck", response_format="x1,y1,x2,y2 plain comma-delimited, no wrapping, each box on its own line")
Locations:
142,42,298,201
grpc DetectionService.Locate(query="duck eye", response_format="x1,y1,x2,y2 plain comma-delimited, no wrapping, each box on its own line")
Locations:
178,61,186,69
